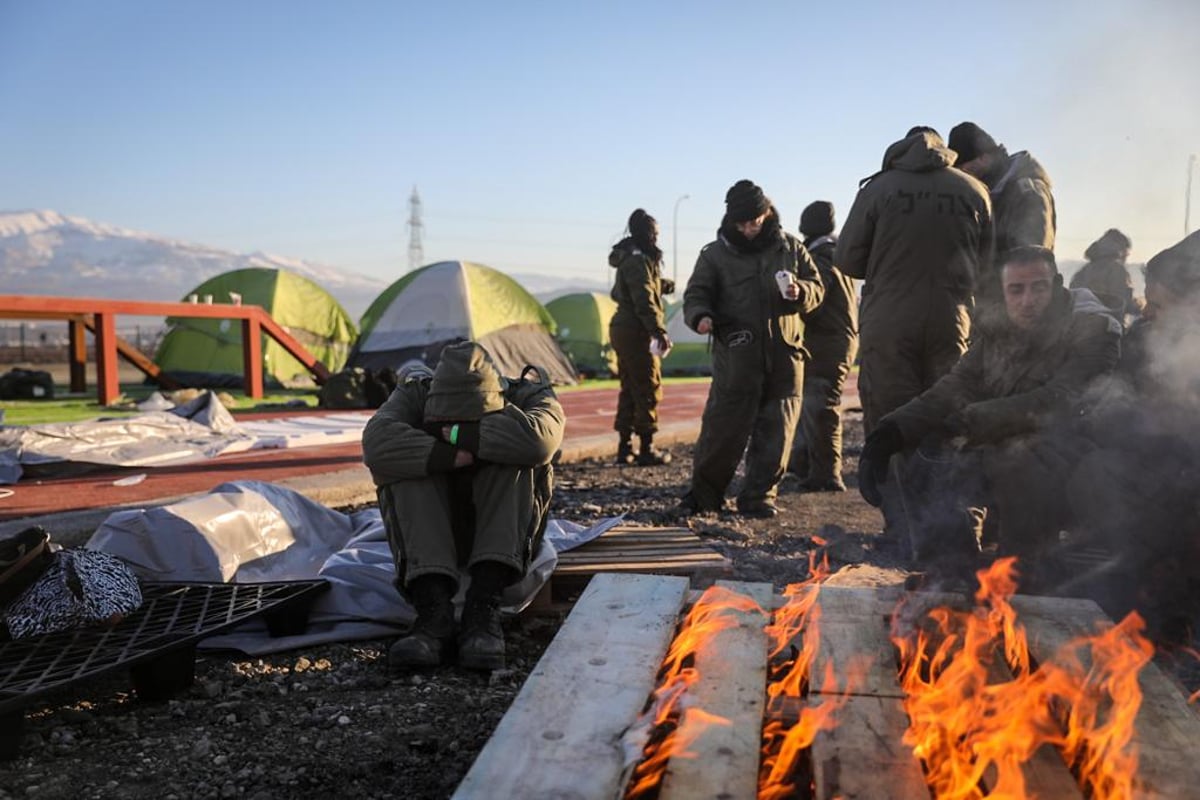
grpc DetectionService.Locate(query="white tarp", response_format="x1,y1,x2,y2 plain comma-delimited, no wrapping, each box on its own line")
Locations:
87,480,620,654
0,392,372,485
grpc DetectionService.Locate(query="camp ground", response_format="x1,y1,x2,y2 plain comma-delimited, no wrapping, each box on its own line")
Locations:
155,267,358,389
545,291,618,378
348,260,578,384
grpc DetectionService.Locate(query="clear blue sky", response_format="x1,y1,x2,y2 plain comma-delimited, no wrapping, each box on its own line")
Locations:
2,0,1197,288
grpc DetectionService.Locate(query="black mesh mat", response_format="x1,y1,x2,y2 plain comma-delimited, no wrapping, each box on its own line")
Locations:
0,579,328,717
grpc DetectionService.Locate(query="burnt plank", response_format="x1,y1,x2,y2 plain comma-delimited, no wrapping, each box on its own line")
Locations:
808,587,928,799
1012,595,1200,800
453,573,690,800
660,580,773,800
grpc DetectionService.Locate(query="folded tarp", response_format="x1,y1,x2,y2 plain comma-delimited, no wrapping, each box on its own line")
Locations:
87,480,620,654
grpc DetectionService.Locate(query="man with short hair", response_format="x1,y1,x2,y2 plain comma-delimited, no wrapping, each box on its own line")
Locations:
362,341,565,671
858,246,1121,588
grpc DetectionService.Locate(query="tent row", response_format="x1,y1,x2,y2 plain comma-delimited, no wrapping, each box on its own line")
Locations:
153,261,713,389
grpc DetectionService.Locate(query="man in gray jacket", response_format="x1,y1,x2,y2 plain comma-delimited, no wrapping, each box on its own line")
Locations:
362,341,565,671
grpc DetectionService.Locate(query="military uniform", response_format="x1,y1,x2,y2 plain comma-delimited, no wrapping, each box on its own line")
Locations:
608,239,669,442
790,232,858,488
682,202,824,514
881,288,1121,581
362,342,565,669
837,131,993,435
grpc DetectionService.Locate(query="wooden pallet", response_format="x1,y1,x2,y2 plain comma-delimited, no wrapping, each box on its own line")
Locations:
537,525,732,607
458,574,1200,799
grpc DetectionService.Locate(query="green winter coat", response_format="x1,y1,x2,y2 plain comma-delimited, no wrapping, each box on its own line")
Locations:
609,241,668,335
683,227,824,395
991,150,1056,257
884,288,1121,446
801,235,858,369
362,369,566,486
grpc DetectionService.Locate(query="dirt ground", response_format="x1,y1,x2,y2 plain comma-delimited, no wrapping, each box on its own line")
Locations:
0,412,1197,799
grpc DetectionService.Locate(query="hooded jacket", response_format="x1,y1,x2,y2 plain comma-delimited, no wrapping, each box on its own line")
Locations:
362,365,565,485
609,239,668,336
683,219,824,394
801,234,858,361
991,150,1056,256
883,288,1121,446
836,132,994,316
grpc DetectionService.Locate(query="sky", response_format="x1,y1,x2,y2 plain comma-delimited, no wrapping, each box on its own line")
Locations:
2,0,1198,290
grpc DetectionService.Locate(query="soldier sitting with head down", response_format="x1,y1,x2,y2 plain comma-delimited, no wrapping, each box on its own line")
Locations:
362,341,565,671
857,246,1121,591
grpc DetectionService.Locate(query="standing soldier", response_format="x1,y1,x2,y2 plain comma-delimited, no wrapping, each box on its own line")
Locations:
1069,228,1137,323
608,208,673,466
678,180,825,518
836,129,993,540
789,201,858,492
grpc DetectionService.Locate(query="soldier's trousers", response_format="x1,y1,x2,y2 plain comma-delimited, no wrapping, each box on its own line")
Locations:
690,383,802,511
609,323,662,436
791,350,856,484
377,463,553,590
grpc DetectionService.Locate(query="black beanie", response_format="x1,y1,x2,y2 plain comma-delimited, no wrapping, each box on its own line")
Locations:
799,201,835,238
725,179,771,223
948,122,999,165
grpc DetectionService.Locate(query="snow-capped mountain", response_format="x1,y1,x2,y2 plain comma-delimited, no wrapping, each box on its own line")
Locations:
0,210,389,317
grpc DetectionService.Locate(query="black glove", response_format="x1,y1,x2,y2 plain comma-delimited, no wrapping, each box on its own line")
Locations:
660,278,676,295
943,410,970,439
858,421,905,508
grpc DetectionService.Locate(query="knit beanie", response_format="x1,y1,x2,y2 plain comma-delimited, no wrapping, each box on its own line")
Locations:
1084,228,1132,261
948,122,999,165
725,180,771,223
1146,230,1200,298
799,201,835,238
424,341,506,421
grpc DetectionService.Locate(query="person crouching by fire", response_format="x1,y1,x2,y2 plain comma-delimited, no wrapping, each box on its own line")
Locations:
1066,230,1200,641
362,341,565,671
857,246,1121,592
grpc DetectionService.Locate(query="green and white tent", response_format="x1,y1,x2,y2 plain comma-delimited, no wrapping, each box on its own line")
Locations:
350,261,578,384
545,292,618,377
661,300,712,376
155,268,358,388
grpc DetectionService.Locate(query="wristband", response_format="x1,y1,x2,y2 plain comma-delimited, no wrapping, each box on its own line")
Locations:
449,424,459,445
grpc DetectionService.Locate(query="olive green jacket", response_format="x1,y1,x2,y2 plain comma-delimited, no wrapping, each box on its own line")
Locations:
991,150,1056,256
609,242,668,336
362,370,566,486
801,235,858,364
884,288,1121,446
683,228,824,394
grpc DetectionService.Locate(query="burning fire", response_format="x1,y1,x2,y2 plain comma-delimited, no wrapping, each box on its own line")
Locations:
893,557,1154,799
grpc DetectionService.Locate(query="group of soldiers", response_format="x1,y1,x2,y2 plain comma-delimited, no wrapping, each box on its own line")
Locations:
357,122,1199,673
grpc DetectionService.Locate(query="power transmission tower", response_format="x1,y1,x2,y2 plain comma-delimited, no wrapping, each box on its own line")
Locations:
407,186,424,273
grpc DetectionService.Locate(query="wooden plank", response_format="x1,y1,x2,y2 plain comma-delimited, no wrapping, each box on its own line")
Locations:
554,558,730,574
660,580,773,800
1013,596,1200,800
453,573,690,800
811,696,929,800
558,549,729,563
809,587,929,799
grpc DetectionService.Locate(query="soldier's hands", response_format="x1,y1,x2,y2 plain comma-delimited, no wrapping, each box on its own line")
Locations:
661,278,676,295
857,421,904,508
696,316,713,335
783,282,801,301
453,450,474,468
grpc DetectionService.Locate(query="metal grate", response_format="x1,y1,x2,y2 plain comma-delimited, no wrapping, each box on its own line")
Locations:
0,580,327,715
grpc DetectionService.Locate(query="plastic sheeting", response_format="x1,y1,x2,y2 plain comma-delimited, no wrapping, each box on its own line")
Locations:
87,480,619,655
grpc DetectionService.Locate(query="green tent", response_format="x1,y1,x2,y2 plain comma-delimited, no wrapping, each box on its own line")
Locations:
661,300,712,376
155,268,358,388
545,292,618,377
351,261,578,384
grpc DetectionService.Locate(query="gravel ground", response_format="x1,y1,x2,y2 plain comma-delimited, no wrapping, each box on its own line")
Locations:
1,410,1197,799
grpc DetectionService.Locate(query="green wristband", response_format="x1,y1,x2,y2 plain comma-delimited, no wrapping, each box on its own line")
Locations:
449,424,459,445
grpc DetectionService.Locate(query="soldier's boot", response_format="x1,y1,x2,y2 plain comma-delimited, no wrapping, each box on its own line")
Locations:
458,561,515,671
635,433,672,466
388,574,456,670
615,433,636,466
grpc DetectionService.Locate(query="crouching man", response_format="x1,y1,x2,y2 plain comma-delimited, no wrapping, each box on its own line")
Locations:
857,246,1120,590
362,341,565,670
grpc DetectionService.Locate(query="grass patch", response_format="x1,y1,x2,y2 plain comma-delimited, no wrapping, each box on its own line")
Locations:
1,385,317,426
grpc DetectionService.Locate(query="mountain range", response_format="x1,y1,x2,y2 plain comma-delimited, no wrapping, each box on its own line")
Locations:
0,210,607,320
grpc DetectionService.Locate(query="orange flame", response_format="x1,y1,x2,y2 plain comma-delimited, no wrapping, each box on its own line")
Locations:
893,557,1153,799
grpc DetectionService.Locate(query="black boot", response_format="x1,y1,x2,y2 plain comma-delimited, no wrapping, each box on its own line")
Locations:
615,434,635,466
389,574,456,670
636,433,671,466
458,562,514,671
